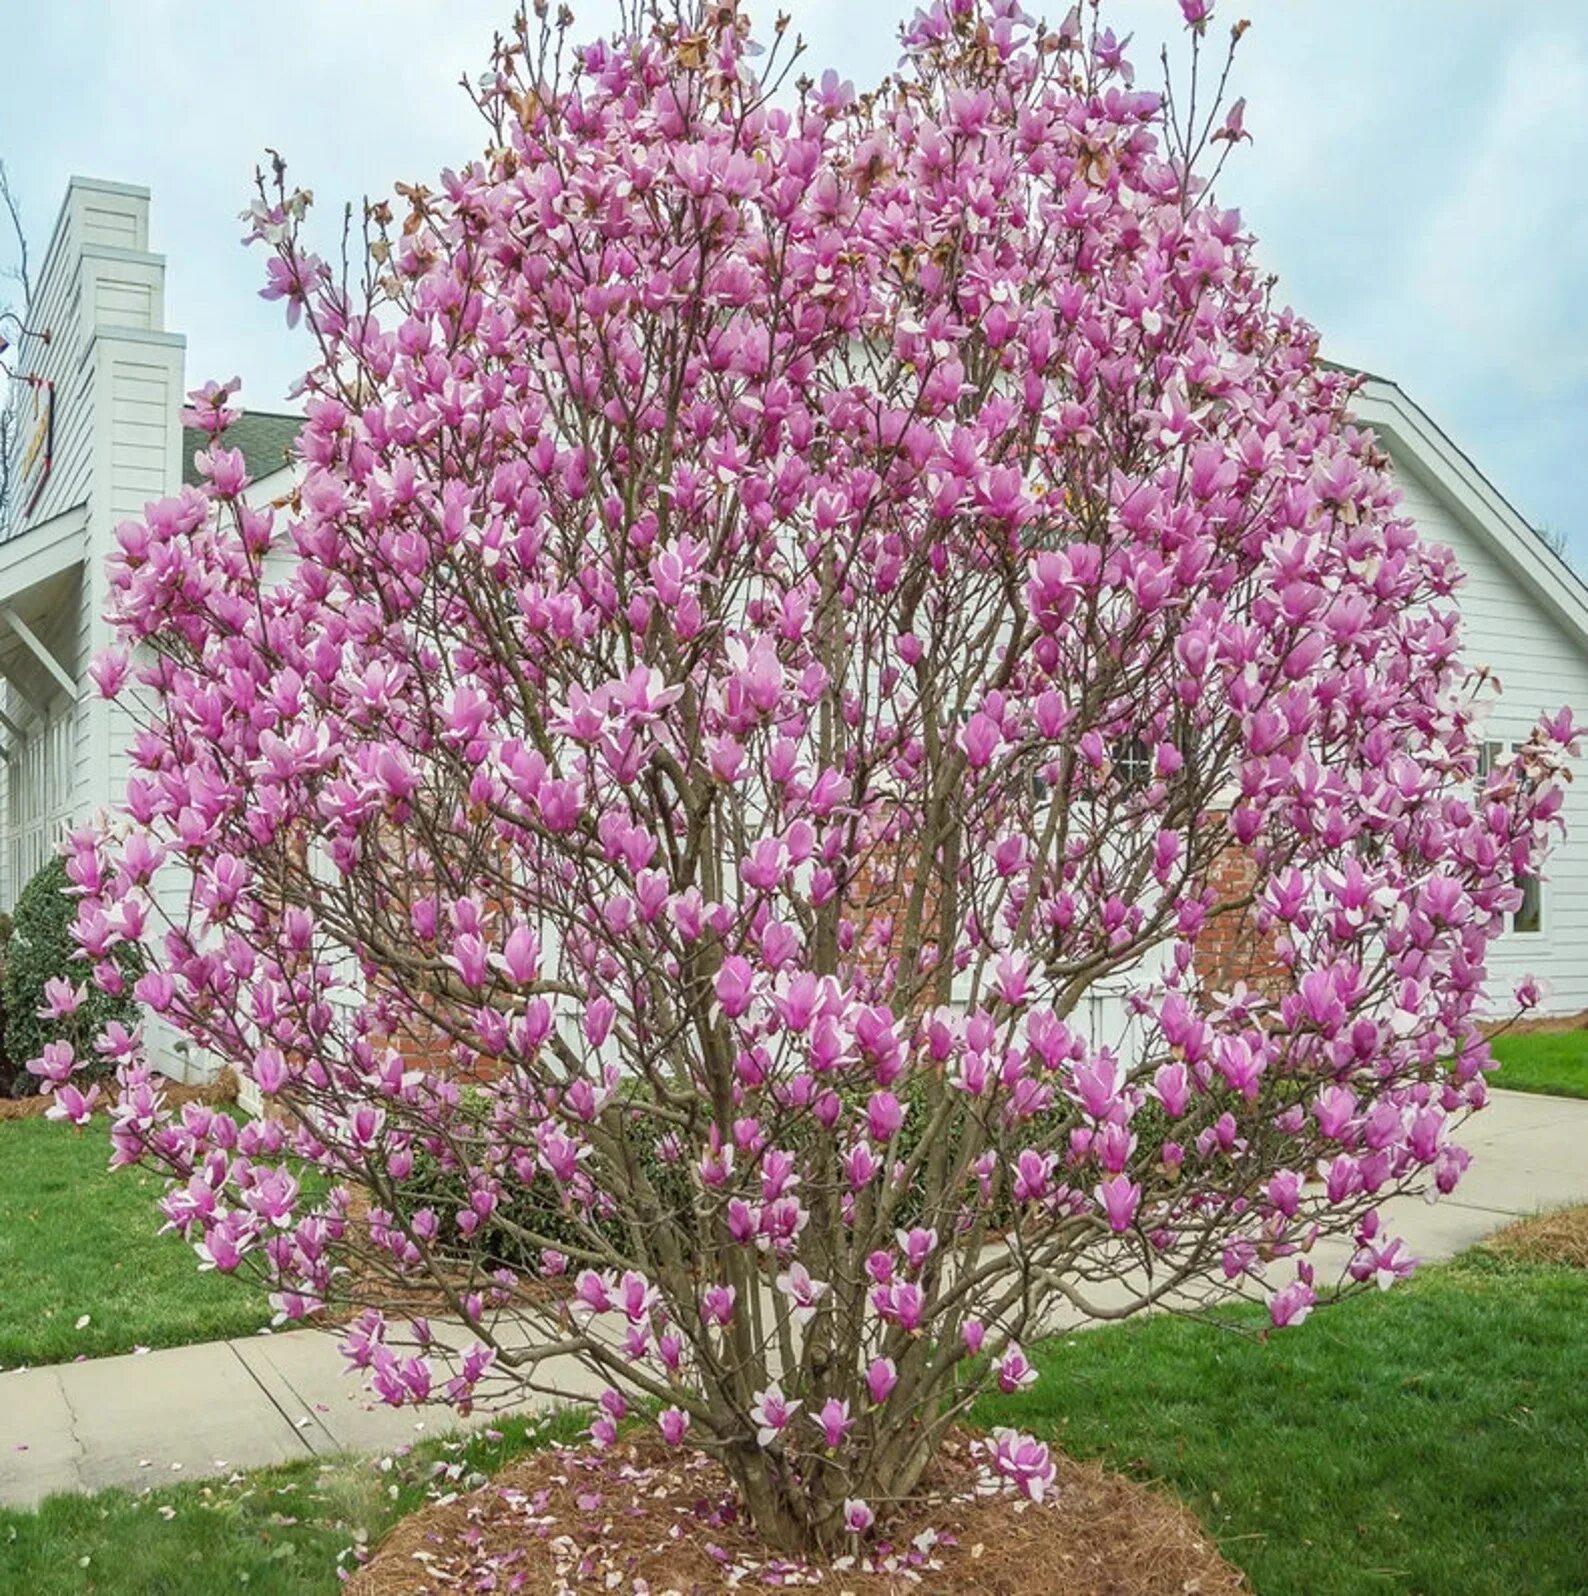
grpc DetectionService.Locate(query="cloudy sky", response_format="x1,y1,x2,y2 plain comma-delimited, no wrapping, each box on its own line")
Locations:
4,1,1584,560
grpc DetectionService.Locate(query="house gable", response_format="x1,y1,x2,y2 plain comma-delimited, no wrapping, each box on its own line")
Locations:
1354,378,1588,1014
1352,378,1588,664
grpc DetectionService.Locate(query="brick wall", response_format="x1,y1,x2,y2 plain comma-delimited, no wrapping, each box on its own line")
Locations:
1192,836,1287,996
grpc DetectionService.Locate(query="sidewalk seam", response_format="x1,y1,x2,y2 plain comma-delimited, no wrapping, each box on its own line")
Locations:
238,1343,343,1453
225,1342,321,1457
1438,1198,1534,1219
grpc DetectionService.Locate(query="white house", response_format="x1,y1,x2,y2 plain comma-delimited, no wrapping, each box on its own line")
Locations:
0,179,298,1078
2,178,1584,1084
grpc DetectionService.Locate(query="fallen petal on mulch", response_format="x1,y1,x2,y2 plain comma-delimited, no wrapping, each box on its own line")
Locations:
347,1430,1247,1595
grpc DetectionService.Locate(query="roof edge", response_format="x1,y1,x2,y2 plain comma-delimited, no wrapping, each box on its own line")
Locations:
65,176,151,201
1351,376,1588,658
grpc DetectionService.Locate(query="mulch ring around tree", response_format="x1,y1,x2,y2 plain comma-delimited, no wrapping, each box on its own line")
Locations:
347,1429,1247,1595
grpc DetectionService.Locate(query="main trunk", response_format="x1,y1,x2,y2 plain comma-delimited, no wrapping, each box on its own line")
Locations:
722,1428,941,1559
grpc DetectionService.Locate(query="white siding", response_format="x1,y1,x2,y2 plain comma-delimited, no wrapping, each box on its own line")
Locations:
80,202,142,251
0,182,186,932
104,355,174,515
1393,451,1588,1015
68,571,96,881
4,249,91,534
6,710,75,898
95,277,154,329
3,184,166,544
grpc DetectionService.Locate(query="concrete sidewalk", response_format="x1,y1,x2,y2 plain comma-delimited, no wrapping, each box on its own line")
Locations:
4,1087,1586,1509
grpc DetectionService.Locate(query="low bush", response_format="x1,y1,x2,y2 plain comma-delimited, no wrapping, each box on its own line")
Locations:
403,1088,699,1277
3,856,142,1096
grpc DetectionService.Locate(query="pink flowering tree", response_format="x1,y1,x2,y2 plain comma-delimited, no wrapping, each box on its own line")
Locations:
57,0,1575,1556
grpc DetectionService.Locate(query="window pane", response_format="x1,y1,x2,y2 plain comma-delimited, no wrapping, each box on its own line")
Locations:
1513,873,1542,935
1113,737,1152,789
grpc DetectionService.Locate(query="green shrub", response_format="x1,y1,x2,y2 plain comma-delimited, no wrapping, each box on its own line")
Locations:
401,1088,699,1276
0,910,14,1096
3,856,142,1095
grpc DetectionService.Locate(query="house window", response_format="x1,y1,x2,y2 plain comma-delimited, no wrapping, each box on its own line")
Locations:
1112,737,1153,790
1476,740,1544,935
1513,873,1543,935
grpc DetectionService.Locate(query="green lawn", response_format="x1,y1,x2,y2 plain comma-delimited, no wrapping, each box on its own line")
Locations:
1488,1027,1588,1099
0,1115,276,1368
2,1246,1584,1594
0,1410,585,1596
974,1248,1588,1596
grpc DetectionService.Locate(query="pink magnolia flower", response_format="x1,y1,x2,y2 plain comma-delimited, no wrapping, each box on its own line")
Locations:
1070,1053,1120,1119
1315,1085,1358,1141
866,1357,898,1405
895,1226,938,1271
618,1271,659,1325
1014,1149,1056,1205
37,978,85,1021
45,1083,99,1126
775,1261,828,1327
843,1498,875,1535
258,251,327,327
1151,1061,1190,1118
844,1142,881,1189
960,711,1002,770
1267,1170,1302,1219
1095,1175,1142,1234
572,1271,612,1321
988,1428,1056,1502
701,1284,736,1329
88,649,131,699
498,924,541,985
996,1343,1038,1394
866,1091,905,1142
749,1382,800,1446
815,1397,853,1449
716,956,755,1019
1350,1237,1416,1291
1270,1280,1317,1329
27,1040,75,1089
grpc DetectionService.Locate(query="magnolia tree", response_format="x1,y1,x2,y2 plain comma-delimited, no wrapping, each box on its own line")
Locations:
47,0,1575,1557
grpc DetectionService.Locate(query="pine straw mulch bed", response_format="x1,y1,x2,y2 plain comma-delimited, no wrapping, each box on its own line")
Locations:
1480,1009,1588,1038
1484,1204,1588,1270
0,1068,239,1121
347,1429,1247,1596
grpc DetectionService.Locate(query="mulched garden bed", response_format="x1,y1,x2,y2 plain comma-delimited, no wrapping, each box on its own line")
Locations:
347,1429,1246,1595
0,1069,238,1122
1486,1204,1588,1270
1480,1009,1588,1038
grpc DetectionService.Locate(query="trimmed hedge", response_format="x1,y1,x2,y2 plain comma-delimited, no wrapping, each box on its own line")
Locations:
3,856,142,1096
